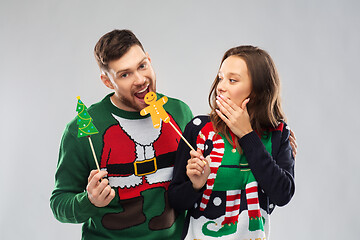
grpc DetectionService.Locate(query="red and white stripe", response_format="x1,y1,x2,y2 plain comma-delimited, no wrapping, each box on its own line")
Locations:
196,124,224,211
246,181,261,219
222,190,242,225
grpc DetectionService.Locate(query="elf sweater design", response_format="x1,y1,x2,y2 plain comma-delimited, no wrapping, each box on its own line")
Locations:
196,122,265,237
50,93,193,240
168,116,295,240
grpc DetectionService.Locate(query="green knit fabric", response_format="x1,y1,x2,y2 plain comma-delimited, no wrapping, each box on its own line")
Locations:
213,132,272,191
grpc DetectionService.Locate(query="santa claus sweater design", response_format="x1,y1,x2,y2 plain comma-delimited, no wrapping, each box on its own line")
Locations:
100,111,183,199
50,93,193,240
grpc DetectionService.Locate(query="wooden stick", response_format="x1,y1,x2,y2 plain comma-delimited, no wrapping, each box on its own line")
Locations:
88,136,100,171
168,121,206,165
168,121,195,152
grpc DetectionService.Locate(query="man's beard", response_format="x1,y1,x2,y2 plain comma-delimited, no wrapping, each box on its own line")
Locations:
116,82,155,112
118,95,145,112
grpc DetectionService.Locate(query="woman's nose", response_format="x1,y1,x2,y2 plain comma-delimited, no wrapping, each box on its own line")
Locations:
217,80,226,93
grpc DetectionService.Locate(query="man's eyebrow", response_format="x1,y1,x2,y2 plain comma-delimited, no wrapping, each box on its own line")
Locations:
115,56,148,76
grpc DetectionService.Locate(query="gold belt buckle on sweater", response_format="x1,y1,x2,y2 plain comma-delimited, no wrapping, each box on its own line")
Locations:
133,157,157,176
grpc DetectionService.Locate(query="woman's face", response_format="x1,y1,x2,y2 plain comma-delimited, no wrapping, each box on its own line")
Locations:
216,55,252,107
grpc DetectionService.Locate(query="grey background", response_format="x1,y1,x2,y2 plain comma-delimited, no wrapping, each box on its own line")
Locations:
1,0,359,239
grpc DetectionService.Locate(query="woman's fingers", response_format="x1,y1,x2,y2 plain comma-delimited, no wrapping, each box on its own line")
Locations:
190,149,206,164
216,95,246,123
187,168,203,176
241,98,250,110
216,97,232,118
219,95,240,112
187,158,205,170
190,149,202,159
215,109,231,128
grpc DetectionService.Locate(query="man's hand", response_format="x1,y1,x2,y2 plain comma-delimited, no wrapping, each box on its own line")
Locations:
87,170,115,207
289,129,297,159
186,149,211,191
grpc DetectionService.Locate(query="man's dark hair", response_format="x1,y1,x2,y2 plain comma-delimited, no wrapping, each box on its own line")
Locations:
94,29,144,72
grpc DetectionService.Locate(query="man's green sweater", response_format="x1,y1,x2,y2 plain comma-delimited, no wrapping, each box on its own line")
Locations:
50,93,193,239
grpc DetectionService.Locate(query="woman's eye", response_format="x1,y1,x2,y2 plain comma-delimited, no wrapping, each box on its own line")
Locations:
139,63,147,69
230,79,236,83
121,73,129,78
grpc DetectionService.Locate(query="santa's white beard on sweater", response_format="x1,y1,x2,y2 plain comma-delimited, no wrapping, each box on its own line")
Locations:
110,114,172,186
112,114,161,146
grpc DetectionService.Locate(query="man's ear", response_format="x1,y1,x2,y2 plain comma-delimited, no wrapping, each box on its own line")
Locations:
101,73,114,89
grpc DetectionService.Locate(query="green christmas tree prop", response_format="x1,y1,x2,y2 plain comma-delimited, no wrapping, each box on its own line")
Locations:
76,96,99,137
76,96,100,171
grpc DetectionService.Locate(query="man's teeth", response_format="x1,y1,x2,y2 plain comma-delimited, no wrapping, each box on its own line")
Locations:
137,84,149,94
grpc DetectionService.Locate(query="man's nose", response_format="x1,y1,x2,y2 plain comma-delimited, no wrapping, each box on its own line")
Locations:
134,71,146,85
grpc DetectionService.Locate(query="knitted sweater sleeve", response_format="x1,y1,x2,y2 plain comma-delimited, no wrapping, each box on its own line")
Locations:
168,116,208,212
238,123,295,206
50,124,99,223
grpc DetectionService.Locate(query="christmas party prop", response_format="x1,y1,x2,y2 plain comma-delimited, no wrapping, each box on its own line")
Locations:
140,92,196,153
76,96,100,171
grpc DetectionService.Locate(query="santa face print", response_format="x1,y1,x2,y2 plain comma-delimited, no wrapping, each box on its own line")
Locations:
101,45,156,112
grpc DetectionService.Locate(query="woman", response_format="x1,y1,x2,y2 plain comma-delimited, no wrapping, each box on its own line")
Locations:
168,46,295,239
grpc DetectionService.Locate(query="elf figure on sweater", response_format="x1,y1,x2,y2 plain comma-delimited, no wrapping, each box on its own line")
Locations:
195,122,265,237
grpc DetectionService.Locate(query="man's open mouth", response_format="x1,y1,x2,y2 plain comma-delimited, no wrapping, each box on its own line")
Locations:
134,84,150,99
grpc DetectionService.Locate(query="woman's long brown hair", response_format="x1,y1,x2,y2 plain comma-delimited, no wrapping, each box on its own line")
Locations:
209,46,286,150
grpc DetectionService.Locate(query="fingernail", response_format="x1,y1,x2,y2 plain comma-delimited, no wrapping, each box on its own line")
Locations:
216,100,220,105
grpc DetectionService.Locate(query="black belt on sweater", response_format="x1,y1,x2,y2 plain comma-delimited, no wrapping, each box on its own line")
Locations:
220,164,250,169
106,151,176,176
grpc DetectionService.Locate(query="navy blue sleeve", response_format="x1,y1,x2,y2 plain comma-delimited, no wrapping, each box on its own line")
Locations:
168,116,209,212
238,123,295,206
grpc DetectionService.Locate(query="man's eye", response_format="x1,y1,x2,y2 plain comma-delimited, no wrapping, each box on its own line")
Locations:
230,79,236,83
139,63,146,69
121,73,128,78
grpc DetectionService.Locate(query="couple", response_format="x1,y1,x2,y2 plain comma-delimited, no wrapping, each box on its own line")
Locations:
50,29,296,240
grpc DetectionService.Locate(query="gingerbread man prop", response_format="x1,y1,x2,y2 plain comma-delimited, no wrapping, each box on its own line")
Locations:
140,92,199,155
140,92,170,128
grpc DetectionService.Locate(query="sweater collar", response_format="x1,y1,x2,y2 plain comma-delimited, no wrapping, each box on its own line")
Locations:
102,92,164,120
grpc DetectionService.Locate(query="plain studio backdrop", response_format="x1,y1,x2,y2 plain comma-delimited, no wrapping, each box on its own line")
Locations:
1,0,359,239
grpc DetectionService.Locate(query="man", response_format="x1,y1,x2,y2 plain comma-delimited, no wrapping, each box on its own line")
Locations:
50,29,193,239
